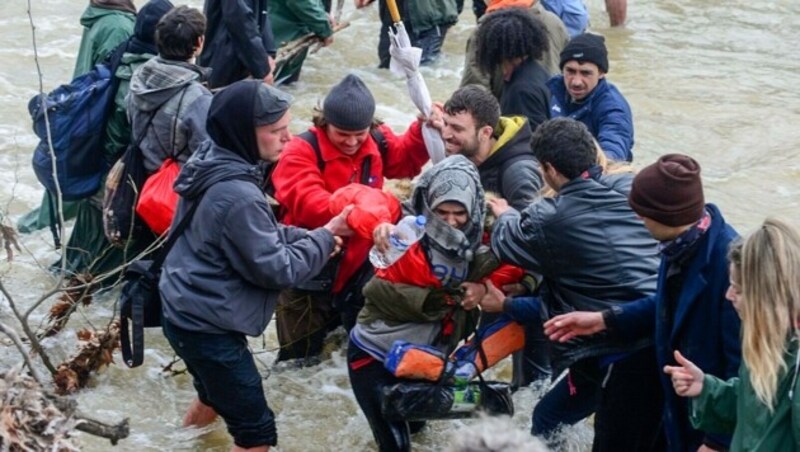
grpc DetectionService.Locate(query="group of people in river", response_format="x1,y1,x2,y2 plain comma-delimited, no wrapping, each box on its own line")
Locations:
19,0,800,451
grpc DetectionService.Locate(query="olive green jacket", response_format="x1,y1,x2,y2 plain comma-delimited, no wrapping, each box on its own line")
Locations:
407,0,459,35
358,249,499,351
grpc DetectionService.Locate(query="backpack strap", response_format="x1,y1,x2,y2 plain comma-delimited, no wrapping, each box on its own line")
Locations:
369,126,389,161
168,88,190,160
297,130,324,171
103,40,130,122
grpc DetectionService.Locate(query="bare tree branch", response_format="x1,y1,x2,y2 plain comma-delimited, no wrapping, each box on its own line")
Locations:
0,322,45,384
0,279,58,375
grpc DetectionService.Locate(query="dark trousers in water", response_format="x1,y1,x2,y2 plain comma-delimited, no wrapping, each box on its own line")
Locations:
533,347,666,451
276,263,371,361
163,319,277,447
275,288,339,361
348,341,425,452
378,0,450,69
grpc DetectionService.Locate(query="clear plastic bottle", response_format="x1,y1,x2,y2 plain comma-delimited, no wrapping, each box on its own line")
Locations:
368,215,427,269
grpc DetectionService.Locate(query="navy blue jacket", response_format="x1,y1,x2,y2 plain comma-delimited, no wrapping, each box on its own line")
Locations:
605,204,741,451
547,76,634,162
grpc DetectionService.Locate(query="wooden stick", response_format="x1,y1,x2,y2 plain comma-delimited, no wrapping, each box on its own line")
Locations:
385,0,401,23
275,21,350,66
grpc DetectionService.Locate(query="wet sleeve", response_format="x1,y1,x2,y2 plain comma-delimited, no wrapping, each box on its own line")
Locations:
490,208,549,273
595,95,634,162
690,374,739,436
285,0,334,37
604,295,657,340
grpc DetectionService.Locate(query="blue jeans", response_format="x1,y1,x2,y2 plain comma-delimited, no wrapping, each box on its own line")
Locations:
532,358,599,440
163,320,277,448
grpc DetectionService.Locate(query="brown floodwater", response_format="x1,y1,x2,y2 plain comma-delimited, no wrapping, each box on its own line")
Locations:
0,0,798,450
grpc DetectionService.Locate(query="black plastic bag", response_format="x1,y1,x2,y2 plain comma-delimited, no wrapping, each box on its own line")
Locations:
119,259,162,368
381,380,514,422
103,142,149,248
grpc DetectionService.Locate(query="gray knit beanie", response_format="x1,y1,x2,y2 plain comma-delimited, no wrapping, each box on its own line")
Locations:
323,74,376,131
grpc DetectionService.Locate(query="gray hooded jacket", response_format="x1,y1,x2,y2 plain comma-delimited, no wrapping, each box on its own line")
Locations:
127,57,212,173
159,143,336,336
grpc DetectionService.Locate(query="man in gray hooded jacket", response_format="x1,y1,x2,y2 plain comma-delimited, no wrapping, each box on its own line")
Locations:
159,80,352,450
127,5,211,175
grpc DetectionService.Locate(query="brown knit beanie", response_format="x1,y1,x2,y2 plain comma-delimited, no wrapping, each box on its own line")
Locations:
628,154,705,227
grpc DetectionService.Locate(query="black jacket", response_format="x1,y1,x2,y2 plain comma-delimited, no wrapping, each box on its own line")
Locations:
479,116,542,211
491,172,660,373
199,0,277,88
500,58,551,133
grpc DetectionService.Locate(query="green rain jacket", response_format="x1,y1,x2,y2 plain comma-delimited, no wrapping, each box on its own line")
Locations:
691,341,800,451
73,5,135,78
406,0,458,36
270,0,332,83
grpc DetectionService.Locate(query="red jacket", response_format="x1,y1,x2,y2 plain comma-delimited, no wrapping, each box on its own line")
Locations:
272,122,429,292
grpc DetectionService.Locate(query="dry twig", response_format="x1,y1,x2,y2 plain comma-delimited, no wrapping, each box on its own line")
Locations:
54,321,120,395
40,274,95,338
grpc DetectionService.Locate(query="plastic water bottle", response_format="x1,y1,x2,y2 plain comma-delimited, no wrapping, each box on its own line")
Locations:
369,215,427,269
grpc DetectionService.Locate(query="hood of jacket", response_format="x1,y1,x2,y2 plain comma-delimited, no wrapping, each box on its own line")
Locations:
129,57,206,112
206,80,262,165
482,116,534,169
87,0,136,15
173,142,263,201
127,0,173,55
404,155,485,262
80,4,135,28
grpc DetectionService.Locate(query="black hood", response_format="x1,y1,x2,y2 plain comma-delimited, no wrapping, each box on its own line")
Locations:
129,0,173,55
482,116,535,170
207,80,261,165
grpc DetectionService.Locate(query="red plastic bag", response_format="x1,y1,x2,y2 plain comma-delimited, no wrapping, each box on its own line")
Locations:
329,184,401,239
136,158,180,235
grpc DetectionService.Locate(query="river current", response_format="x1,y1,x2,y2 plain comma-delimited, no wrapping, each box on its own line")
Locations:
0,0,798,450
